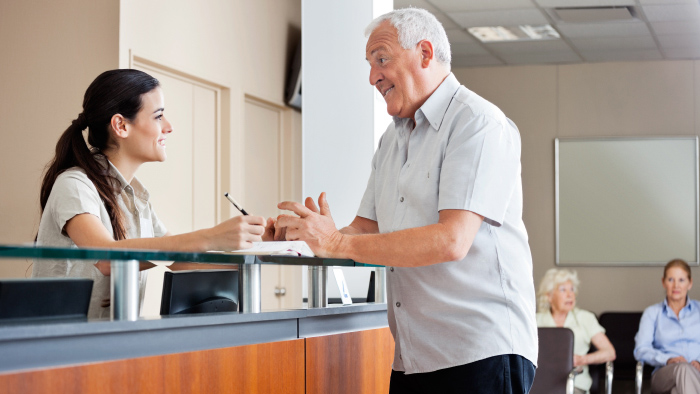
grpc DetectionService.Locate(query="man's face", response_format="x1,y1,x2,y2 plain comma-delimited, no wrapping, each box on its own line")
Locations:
366,21,423,119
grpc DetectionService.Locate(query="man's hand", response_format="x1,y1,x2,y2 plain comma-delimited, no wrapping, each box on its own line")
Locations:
277,192,344,257
573,354,586,367
691,360,700,373
667,356,688,365
262,217,287,241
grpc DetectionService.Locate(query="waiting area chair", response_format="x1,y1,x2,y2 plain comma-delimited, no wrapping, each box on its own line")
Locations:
587,344,614,394
531,327,583,394
597,312,653,394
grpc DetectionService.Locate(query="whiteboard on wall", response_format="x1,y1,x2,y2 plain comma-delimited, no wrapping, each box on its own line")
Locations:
555,137,699,266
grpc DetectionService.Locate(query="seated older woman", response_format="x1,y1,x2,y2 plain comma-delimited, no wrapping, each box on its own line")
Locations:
536,268,616,394
634,259,700,394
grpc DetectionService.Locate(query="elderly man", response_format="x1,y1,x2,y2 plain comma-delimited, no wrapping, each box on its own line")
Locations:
278,8,537,394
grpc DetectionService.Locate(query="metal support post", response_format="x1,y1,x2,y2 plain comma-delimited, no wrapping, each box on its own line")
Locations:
374,267,387,303
308,266,327,308
238,263,261,313
111,259,140,321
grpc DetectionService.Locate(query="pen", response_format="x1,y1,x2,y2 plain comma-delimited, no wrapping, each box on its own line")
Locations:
224,193,249,215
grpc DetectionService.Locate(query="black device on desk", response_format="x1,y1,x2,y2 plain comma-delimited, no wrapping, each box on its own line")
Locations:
0,278,92,322
160,270,238,315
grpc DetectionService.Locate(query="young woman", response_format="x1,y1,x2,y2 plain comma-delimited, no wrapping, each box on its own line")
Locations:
634,259,700,394
34,69,275,318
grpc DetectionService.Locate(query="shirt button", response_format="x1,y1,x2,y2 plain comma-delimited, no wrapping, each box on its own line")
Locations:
390,267,394,272
400,197,404,202
396,302,401,307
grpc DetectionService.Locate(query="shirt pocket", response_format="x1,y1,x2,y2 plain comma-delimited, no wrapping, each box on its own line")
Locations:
409,165,441,210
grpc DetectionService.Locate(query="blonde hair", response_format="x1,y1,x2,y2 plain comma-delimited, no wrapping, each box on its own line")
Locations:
537,268,580,312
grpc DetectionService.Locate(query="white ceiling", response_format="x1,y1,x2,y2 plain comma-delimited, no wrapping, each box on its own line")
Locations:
393,0,700,66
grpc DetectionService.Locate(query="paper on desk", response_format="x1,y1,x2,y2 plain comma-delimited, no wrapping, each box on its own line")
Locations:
228,241,314,257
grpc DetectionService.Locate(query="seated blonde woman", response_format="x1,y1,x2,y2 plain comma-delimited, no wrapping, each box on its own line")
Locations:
536,268,616,394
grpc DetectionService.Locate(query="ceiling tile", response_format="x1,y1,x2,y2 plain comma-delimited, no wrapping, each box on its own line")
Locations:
448,9,548,28
639,0,696,4
642,4,700,21
535,0,635,6
428,0,535,12
579,49,663,62
499,51,581,64
568,35,657,51
445,28,477,44
393,0,460,29
555,21,651,38
488,39,573,54
452,54,504,67
663,47,700,58
651,20,700,35
657,34,700,49
451,42,491,56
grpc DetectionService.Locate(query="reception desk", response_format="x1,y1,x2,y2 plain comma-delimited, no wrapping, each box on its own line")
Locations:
0,246,393,394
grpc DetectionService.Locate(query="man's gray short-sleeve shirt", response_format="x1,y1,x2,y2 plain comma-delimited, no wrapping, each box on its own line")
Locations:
358,73,538,374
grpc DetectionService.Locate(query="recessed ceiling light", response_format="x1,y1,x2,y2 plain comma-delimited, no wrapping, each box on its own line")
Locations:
468,25,561,43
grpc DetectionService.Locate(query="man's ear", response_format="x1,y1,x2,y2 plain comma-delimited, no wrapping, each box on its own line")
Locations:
418,40,435,68
110,114,129,139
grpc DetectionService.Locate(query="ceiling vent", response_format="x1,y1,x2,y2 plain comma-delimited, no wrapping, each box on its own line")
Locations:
553,6,637,23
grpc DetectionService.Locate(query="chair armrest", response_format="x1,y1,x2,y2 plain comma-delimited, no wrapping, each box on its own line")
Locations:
635,361,644,394
566,366,584,394
605,361,614,394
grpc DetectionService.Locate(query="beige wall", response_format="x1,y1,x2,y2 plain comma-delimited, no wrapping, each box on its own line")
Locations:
453,61,700,315
119,0,302,219
0,0,120,277
0,0,301,278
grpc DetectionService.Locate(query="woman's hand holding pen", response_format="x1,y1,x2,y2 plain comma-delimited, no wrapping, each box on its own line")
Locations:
203,215,266,250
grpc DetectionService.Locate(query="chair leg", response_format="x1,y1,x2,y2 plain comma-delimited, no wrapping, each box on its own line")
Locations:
567,367,583,394
605,361,614,394
635,361,644,394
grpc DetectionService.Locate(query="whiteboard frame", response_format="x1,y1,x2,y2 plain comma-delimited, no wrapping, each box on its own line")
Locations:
555,136,700,267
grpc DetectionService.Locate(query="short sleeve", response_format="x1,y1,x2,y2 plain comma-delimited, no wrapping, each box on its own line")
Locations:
437,114,520,227
49,171,104,236
579,309,605,340
148,202,168,237
357,137,383,222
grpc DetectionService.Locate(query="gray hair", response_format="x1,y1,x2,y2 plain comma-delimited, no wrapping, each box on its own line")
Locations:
365,7,451,70
536,268,580,313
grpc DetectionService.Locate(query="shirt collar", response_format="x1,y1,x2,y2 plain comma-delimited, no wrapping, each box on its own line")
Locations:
95,154,150,201
663,296,693,315
392,73,461,132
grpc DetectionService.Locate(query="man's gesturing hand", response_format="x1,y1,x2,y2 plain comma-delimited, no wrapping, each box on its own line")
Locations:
277,192,344,257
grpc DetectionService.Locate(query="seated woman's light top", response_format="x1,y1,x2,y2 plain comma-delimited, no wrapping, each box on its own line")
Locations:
536,268,616,394
33,69,273,319
634,259,700,394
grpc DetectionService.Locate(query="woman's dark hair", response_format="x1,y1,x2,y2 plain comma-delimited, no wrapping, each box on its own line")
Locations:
664,258,692,281
39,69,160,240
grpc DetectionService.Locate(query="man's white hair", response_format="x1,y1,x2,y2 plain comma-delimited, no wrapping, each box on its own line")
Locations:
365,7,451,70
536,268,580,313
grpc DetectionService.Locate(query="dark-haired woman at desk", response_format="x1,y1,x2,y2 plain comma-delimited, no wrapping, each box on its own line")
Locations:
33,69,277,318
634,259,700,394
